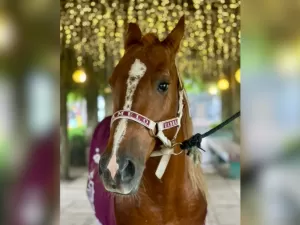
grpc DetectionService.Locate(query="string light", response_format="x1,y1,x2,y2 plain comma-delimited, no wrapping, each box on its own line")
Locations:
235,68,240,83
61,0,240,75
217,77,229,90
72,69,87,83
208,86,218,95
104,86,112,94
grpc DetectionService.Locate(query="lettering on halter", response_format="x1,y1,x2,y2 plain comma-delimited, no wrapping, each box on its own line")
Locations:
112,110,151,128
162,119,179,129
117,111,124,117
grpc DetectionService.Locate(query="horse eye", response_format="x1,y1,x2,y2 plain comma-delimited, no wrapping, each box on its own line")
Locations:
157,82,169,93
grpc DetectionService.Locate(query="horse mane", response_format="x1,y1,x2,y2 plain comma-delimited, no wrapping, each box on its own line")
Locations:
180,83,208,200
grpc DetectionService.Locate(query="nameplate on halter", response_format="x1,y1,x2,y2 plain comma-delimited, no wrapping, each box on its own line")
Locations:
161,118,179,130
111,110,153,129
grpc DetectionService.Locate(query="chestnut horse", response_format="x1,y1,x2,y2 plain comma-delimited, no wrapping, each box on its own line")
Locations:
89,16,207,225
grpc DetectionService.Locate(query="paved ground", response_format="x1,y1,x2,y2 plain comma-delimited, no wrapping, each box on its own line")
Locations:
60,166,240,225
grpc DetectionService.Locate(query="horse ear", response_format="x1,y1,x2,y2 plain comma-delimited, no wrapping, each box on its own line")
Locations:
124,23,142,51
162,16,185,54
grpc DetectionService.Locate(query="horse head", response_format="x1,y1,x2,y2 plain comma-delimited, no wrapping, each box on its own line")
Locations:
99,16,187,195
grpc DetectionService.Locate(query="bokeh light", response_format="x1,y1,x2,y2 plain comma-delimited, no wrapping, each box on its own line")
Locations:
0,12,17,55
208,86,218,95
235,68,240,83
72,69,86,83
60,0,240,76
217,77,230,90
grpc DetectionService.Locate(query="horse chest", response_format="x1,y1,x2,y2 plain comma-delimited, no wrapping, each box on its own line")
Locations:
114,197,163,225
114,193,206,225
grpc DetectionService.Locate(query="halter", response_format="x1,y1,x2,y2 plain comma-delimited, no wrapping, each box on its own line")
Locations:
111,90,184,147
110,88,185,179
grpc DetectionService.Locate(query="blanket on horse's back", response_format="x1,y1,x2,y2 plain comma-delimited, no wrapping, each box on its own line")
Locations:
86,116,116,225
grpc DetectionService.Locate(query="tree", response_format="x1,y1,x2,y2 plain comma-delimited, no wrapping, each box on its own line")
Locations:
60,47,77,180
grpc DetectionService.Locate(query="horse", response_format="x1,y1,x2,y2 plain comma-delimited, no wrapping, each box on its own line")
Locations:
87,16,207,225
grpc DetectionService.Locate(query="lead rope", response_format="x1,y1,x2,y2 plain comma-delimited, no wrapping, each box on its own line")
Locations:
152,110,240,179
179,111,241,155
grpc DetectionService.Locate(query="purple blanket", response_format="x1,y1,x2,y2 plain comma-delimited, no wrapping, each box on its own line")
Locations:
86,116,116,225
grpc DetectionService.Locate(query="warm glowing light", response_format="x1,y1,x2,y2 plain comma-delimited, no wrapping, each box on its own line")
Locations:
277,45,300,74
60,0,240,74
235,68,240,83
104,86,111,94
208,86,218,95
217,78,229,90
72,69,86,83
0,13,16,53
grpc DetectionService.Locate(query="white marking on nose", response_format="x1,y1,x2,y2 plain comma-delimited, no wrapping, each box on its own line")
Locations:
107,59,147,179
107,153,118,178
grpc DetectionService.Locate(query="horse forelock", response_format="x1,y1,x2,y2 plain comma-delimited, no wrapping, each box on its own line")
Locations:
141,33,160,46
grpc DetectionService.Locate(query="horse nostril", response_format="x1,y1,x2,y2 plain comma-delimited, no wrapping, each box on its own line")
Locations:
120,159,135,183
119,159,129,172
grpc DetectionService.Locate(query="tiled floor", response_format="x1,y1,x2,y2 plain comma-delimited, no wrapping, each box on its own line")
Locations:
60,167,240,225
205,169,240,225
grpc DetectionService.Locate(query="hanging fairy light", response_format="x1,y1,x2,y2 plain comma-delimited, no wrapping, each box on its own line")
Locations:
0,12,17,54
72,69,87,83
217,77,230,90
208,86,218,95
60,0,240,75
104,86,112,94
235,68,240,83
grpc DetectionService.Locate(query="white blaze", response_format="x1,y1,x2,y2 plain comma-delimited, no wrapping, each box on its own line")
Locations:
107,59,147,178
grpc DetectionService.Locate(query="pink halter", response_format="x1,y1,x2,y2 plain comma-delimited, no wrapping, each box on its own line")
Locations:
110,90,184,148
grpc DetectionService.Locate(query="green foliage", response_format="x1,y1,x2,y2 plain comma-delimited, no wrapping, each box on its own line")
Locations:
183,78,205,94
0,141,9,168
67,92,85,103
242,34,273,72
70,134,87,166
284,137,300,155
68,126,86,140
68,126,88,166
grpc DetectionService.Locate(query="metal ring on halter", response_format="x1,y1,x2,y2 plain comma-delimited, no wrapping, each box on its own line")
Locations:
169,142,184,155
149,124,158,138
171,142,181,148
172,150,183,156
148,128,156,138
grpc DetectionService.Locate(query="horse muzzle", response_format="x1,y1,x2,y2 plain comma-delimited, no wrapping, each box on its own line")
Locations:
99,153,144,195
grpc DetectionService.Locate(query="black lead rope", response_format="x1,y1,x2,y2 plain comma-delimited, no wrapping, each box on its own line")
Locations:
180,111,241,155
